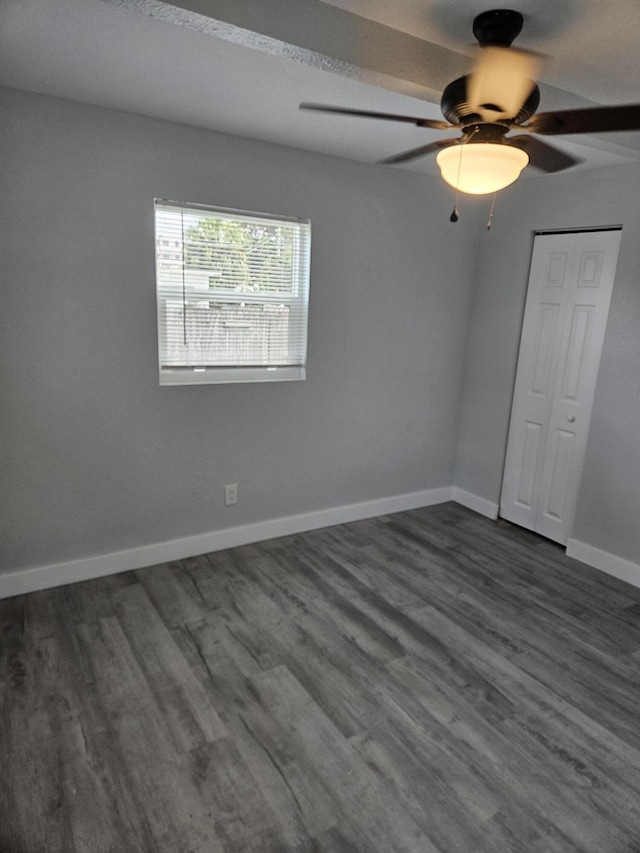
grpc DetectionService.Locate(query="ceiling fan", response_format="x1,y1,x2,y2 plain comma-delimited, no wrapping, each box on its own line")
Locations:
300,9,640,196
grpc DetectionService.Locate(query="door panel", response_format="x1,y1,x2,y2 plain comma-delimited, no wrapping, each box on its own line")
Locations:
545,252,569,285
515,421,542,508
531,303,562,396
559,305,594,401
543,428,575,520
500,230,621,545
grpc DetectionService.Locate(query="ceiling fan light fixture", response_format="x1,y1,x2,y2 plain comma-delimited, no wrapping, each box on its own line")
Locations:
436,142,529,195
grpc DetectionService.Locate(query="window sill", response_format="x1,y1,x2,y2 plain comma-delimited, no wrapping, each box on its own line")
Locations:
159,365,306,385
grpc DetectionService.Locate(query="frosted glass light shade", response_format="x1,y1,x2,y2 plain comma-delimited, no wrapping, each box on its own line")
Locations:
436,143,529,195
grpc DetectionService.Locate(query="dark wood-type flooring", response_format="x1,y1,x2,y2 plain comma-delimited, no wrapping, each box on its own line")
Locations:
2,503,640,852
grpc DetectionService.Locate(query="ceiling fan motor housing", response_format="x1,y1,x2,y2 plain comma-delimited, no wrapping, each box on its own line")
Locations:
440,76,540,126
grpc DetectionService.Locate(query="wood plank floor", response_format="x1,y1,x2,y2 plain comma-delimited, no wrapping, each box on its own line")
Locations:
2,502,640,852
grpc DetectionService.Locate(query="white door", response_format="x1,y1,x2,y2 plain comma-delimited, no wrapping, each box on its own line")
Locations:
500,229,621,545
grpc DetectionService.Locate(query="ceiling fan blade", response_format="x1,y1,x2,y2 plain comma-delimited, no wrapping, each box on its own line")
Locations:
467,47,543,120
508,135,581,172
380,139,459,165
299,103,451,130
523,104,640,135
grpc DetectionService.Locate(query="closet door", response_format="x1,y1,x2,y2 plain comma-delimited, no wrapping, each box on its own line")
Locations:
500,230,621,545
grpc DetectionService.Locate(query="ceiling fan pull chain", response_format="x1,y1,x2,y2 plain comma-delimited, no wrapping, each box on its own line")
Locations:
450,144,464,222
487,192,497,230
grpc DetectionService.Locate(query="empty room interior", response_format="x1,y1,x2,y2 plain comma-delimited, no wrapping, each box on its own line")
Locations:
2,1,640,851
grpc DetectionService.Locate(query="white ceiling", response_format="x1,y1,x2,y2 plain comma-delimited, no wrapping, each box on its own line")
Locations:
2,0,640,180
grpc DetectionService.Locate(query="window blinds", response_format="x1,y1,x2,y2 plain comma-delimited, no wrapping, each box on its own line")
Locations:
154,200,311,385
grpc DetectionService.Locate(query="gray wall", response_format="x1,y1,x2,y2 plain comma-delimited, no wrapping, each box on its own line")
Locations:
456,163,640,565
1,86,480,573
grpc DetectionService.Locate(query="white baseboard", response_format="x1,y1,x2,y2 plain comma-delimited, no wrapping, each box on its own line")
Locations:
451,487,499,520
566,539,640,590
0,486,454,600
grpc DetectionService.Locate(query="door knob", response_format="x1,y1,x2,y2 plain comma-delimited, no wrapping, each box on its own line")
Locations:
567,415,576,422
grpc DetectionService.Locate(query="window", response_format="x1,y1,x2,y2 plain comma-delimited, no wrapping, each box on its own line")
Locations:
154,200,311,385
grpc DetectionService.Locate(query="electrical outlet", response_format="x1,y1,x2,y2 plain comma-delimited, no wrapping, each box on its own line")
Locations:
225,483,238,506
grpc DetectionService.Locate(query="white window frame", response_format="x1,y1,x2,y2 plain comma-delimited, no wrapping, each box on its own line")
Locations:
154,199,311,386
